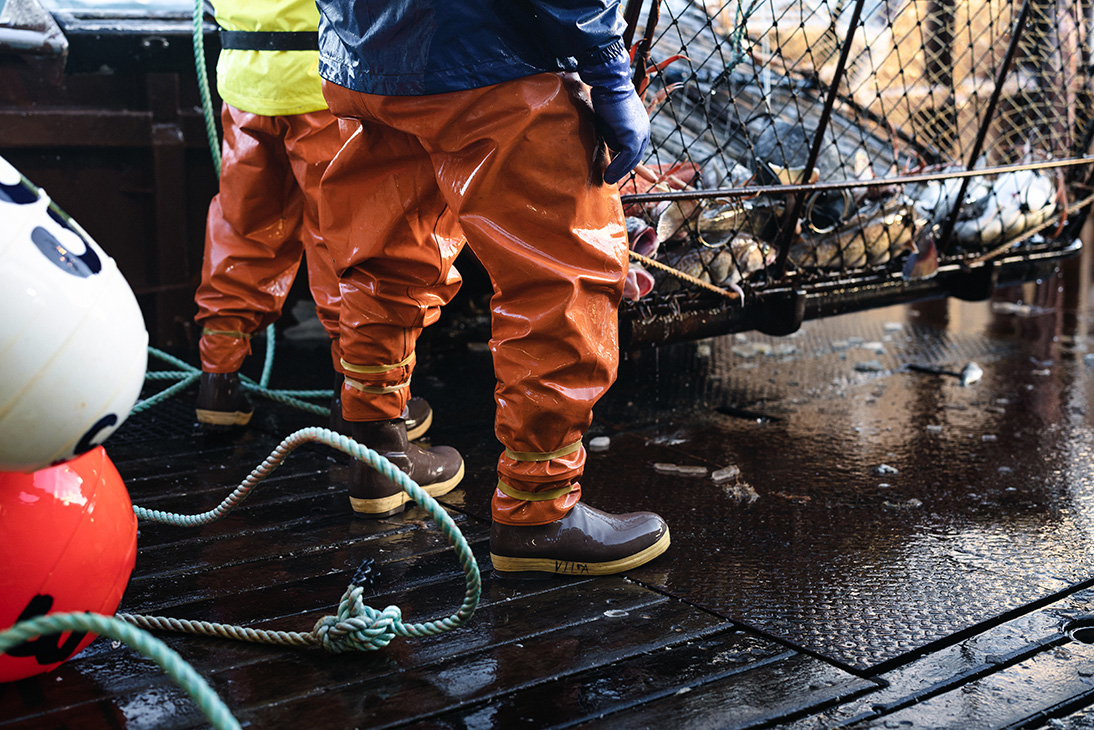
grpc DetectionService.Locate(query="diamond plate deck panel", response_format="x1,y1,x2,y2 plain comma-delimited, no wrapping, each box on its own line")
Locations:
444,299,1094,671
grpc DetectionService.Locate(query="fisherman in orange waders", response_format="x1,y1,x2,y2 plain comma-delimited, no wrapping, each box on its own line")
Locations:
315,0,671,577
192,0,431,440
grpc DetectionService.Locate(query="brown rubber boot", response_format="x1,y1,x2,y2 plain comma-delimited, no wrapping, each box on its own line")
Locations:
403,398,433,441
348,418,464,517
490,502,670,578
330,374,433,441
195,372,254,428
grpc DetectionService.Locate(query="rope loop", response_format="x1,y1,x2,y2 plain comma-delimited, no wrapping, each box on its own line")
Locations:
127,427,480,651
313,586,404,653
130,335,480,653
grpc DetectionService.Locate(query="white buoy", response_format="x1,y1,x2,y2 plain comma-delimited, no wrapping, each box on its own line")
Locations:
0,155,148,472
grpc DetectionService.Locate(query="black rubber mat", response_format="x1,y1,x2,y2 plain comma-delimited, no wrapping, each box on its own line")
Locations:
433,299,1094,672
108,383,202,445
593,303,1094,671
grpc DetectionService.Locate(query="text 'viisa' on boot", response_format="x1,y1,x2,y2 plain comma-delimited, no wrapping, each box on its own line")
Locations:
490,502,670,578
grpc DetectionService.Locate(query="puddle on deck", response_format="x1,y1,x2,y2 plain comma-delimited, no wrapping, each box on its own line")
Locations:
408,242,1094,672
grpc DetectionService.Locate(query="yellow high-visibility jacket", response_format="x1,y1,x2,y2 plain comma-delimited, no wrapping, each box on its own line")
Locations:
214,0,327,116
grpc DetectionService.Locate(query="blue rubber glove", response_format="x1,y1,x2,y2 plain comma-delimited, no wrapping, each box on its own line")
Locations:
579,51,650,185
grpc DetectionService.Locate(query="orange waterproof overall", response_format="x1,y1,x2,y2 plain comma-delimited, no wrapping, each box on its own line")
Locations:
321,74,628,526
194,104,345,374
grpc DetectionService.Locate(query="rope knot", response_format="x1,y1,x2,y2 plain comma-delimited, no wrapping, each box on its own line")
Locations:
312,586,403,653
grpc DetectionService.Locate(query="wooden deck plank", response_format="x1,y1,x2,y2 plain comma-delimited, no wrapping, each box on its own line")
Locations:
117,444,341,507
118,541,483,628
122,462,339,507
565,653,878,730
2,576,739,728
0,685,205,730
850,639,1094,729
227,594,732,728
125,497,482,587
415,630,811,729
122,520,490,610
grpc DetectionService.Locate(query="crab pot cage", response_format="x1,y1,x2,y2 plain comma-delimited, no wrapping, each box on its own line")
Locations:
617,0,1094,347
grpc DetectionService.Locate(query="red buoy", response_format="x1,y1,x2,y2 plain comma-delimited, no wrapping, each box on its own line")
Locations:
0,446,137,682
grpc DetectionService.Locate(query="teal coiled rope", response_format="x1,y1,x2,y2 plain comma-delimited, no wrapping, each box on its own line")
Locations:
134,346,331,417
193,0,221,177
0,613,241,730
130,426,481,650
0,427,481,727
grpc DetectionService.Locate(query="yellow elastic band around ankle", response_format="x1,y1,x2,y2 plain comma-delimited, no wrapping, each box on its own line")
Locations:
340,352,415,375
202,328,252,340
344,376,411,395
503,440,582,462
497,480,577,502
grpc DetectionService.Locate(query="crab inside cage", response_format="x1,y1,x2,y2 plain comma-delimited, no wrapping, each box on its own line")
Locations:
616,0,1094,346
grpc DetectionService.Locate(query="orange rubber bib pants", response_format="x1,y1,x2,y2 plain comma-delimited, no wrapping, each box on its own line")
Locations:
321,74,628,526
195,104,344,374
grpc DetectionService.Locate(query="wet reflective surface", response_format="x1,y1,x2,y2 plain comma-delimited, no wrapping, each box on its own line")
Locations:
607,309,1094,670
611,254,1094,671
7,247,1094,727
431,244,1094,672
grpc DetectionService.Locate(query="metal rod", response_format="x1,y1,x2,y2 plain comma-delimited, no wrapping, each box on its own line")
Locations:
772,0,869,274
0,28,67,55
935,0,1035,254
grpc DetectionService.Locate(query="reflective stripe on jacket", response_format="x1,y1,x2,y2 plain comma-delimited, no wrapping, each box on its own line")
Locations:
315,0,627,96
214,0,327,116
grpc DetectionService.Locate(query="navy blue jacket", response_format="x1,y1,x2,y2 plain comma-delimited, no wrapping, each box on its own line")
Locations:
316,0,627,95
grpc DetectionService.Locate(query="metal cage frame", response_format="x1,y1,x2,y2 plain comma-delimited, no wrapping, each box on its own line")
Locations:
617,0,1093,347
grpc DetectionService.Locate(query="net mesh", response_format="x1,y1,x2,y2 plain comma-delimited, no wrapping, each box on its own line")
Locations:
618,0,1092,333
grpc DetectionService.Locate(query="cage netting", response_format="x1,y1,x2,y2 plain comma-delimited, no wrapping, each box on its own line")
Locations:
618,0,1093,342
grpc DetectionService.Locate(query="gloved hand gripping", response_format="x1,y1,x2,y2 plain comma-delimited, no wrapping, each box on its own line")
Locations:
579,51,651,185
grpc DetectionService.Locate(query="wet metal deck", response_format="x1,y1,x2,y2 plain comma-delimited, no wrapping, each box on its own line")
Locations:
7,252,1094,727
